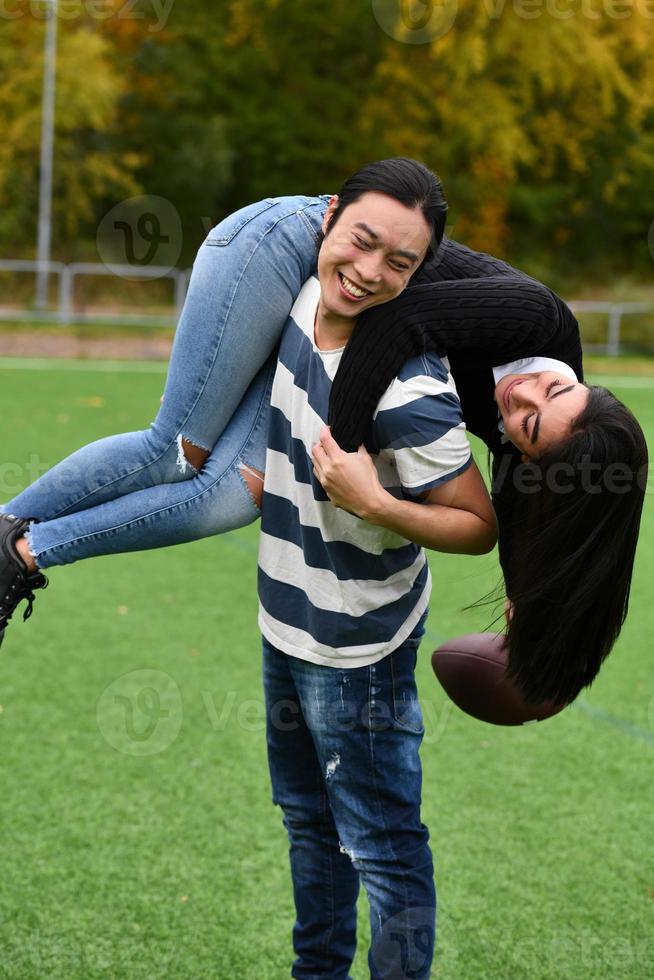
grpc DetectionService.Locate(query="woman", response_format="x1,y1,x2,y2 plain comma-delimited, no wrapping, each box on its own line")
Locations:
328,256,648,707
0,160,646,709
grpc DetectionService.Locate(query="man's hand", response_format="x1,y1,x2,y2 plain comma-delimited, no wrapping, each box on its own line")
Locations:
311,426,386,520
312,426,497,555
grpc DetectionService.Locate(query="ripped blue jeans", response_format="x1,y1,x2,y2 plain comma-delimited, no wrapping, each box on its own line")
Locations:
263,632,435,980
2,196,328,567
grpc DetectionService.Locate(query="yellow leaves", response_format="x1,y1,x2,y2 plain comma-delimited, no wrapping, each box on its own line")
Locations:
531,110,591,177
0,22,122,135
0,14,143,238
56,29,127,131
467,35,488,74
57,150,142,235
365,0,654,253
76,396,106,408
225,0,267,49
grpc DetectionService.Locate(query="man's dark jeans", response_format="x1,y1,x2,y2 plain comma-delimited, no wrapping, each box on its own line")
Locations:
263,635,435,980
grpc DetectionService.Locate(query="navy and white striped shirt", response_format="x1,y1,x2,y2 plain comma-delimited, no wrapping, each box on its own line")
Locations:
258,277,472,668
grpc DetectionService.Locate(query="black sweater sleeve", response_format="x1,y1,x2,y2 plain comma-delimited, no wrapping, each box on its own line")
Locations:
328,240,583,451
358,276,564,366
416,236,528,282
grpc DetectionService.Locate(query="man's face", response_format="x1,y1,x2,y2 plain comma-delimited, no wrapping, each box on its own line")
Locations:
317,191,432,320
494,371,589,456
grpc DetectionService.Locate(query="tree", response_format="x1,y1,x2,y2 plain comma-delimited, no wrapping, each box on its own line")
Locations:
0,8,142,254
361,1,654,277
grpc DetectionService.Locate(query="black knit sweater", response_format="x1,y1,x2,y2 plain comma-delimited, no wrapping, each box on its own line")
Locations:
329,237,583,455
327,238,584,595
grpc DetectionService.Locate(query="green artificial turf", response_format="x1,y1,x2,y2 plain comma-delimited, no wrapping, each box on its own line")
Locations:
0,361,652,979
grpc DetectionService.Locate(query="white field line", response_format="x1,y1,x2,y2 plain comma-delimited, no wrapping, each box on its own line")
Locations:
0,356,167,374
0,358,653,388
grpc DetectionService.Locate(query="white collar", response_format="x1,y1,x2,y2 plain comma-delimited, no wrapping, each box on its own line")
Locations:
492,356,578,385
493,357,579,442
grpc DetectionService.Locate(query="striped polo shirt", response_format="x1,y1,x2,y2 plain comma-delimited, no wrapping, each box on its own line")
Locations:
257,276,471,668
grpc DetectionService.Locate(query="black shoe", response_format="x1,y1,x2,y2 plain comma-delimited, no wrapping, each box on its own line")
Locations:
0,514,48,631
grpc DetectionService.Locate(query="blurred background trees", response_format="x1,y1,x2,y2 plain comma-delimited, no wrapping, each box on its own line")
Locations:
1,0,653,287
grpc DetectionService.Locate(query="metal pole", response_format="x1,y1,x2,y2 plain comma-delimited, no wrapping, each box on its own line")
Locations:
607,306,622,358
35,0,58,310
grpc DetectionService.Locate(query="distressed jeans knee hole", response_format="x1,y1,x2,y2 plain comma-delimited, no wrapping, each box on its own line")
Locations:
238,463,264,511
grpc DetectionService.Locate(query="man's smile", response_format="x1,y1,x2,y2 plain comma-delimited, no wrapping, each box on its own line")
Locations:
338,272,372,300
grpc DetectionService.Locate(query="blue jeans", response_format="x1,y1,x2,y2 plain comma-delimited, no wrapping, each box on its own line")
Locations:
263,636,435,980
2,196,328,567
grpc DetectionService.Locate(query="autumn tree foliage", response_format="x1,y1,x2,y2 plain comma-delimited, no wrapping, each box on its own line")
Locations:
0,3,142,253
1,0,653,279
362,0,654,273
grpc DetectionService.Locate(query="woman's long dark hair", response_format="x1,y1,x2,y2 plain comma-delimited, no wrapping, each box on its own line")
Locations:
497,386,648,705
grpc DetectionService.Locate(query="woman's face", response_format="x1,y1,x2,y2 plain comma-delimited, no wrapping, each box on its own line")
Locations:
317,191,431,321
495,371,589,456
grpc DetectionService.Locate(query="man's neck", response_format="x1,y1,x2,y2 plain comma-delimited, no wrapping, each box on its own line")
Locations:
314,301,356,352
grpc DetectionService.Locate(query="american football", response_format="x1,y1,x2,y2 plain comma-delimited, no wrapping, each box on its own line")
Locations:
432,632,567,726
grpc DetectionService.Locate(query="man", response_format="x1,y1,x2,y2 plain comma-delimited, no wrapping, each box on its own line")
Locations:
257,159,496,979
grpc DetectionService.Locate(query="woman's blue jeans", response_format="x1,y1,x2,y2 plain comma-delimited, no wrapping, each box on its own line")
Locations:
263,635,436,980
2,196,328,567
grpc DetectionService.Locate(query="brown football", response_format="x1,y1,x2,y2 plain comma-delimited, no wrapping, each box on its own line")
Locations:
431,632,566,726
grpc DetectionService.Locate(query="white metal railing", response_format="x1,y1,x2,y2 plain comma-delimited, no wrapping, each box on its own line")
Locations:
567,301,654,357
0,260,652,354
0,259,191,327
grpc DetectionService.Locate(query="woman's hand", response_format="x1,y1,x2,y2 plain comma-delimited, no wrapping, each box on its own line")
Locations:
311,426,386,520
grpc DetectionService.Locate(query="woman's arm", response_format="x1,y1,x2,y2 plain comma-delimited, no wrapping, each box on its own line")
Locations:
329,273,582,451
361,276,568,364
406,238,581,368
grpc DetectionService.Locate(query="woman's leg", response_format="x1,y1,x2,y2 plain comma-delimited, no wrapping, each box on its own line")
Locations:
3,195,327,523
25,356,274,568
